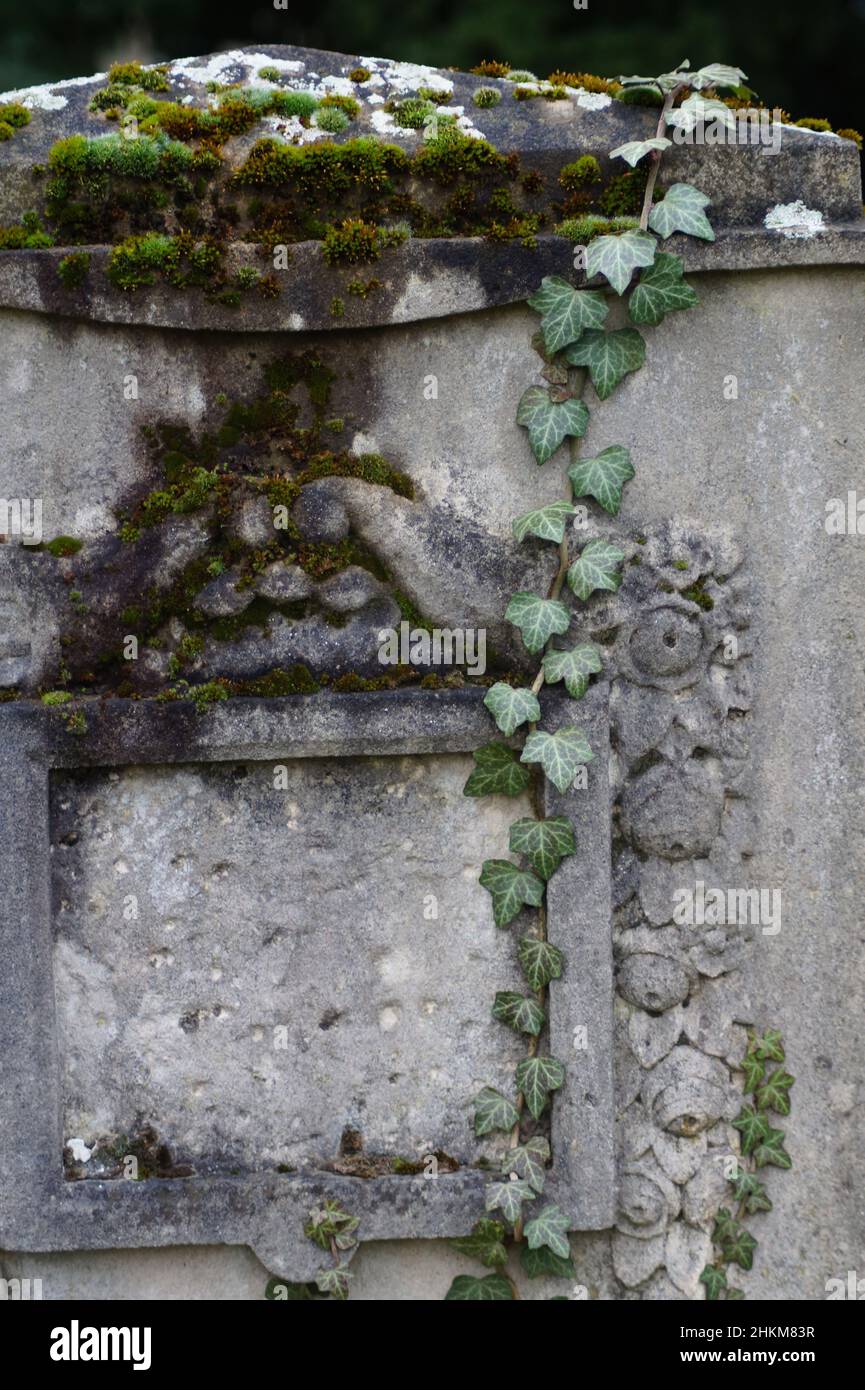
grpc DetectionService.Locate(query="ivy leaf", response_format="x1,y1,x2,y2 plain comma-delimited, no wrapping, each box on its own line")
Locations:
450,1218,509,1268
505,591,571,653
513,499,576,544
752,1028,785,1063
565,328,646,400
502,1137,550,1193
711,1207,738,1242
527,277,609,353
628,252,699,326
304,1200,358,1251
752,1125,792,1170
524,1204,571,1260
516,1055,566,1120
463,742,531,798
521,1243,576,1280
315,1267,352,1300
492,990,546,1035
567,537,625,600
568,444,635,514
719,1223,758,1272
485,1178,536,1224
542,643,603,699
691,62,749,91
699,1265,727,1300
483,682,541,737
473,1086,520,1136
509,814,576,879
521,726,593,794
740,1052,766,1094
725,1286,747,1301
666,92,736,133
648,182,715,242
756,1068,795,1116
585,230,656,296
730,1170,773,1215
444,1273,514,1300
517,386,590,465
518,936,564,990
732,1105,770,1156
609,136,672,167
480,858,545,927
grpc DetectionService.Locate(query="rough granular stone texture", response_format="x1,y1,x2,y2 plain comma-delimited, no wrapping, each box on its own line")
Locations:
51,753,530,1173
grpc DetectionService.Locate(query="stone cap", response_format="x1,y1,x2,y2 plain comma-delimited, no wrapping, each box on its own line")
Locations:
0,45,862,331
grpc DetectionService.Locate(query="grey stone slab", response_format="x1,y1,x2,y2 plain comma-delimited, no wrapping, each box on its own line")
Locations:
0,687,614,1280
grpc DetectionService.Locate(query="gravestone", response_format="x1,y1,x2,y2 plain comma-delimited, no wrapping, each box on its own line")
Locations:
0,45,863,1300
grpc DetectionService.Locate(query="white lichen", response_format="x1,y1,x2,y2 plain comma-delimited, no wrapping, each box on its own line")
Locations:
0,71,107,110
66,1137,93,1163
763,200,825,238
577,91,612,111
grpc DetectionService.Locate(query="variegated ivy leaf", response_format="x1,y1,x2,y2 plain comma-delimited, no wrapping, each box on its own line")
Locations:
509,815,576,879
485,1178,536,1224
523,1203,571,1260
463,742,531,798
518,935,564,990
699,1265,727,1300
492,990,546,1036
719,1222,758,1271
502,1136,550,1194
567,537,625,600
568,444,635,514
512,499,576,544
527,277,609,354
730,1169,773,1215
666,92,737,134
505,591,571,654
585,229,656,296
521,725,593,794
516,385,590,465
444,1273,514,1301
648,182,715,242
565,328,646,400
479,858,545,926
690,62,748,91
609,136,672,167
315,1267,352,1300
521,1243,576,1279
752,1125,792,1170
450,1218,509,1268
542,643,603,699
483,682,541,736
473,1086,520,1136
752,1028,785,1062
304,1200,358,1251
756,1068,795,1116
628,251,699,326
732,1104,770,1155
516,1055,566,1120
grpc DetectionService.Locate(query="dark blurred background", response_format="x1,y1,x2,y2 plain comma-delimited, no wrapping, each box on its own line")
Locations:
1,0,862,130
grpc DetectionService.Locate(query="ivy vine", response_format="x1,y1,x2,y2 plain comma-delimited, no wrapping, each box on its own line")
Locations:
446,58,761,1301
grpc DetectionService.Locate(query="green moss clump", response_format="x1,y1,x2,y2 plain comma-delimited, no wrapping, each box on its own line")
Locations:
319,94,360,120
41,690,73,705
794,117,832,132
330,296,345,317
239,665,320,696
322,217,381,264
555,213,638,242
682,579,715,611
505,69,537,83
548,71,621,95
297,451,414,498
559,155,602,191
837,127,863,148
472,87,502,109
316,107,350,134
470,60,511,79
108,61,170,91
599,169,652,217
413,126,512,184
348,66,372,83
106,231,228,295
187,680,230,714
45,535,84,556
0,211,53,249
616,84,664,107
0,102,30,139
57,251,90,289
257,66,281,83
386,96,436,129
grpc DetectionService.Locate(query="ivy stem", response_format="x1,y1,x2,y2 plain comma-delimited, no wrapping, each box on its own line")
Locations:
511,368,588,1241
638,85,682,231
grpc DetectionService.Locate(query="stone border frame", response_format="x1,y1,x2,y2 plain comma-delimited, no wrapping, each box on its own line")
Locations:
0,687,614,1280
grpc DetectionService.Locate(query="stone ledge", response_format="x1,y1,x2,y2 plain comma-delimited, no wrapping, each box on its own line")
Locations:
1,225,863,332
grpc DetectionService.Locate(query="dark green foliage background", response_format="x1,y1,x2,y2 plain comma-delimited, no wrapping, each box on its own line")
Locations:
0,0,860,132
